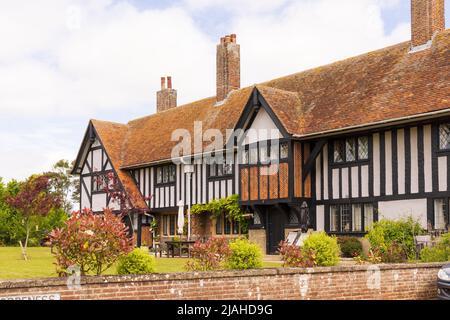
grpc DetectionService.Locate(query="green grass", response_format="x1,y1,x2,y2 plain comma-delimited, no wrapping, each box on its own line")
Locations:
0,247,282,280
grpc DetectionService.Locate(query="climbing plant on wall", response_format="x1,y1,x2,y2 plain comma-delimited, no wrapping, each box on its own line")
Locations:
191,194,248,233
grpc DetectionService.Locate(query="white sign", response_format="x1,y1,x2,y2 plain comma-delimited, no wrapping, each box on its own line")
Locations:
0,293,61,300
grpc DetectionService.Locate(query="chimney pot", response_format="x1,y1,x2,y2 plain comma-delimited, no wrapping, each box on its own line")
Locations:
157,76,177,113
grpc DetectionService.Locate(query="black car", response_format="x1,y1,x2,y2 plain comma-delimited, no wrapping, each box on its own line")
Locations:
437,263,450,300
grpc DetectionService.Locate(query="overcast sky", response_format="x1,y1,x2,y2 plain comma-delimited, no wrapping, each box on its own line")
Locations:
0,0,449,182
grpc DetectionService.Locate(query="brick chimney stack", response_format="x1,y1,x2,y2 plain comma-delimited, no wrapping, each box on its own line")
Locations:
157,76,177,113
216,34,240,102
411,0,445,49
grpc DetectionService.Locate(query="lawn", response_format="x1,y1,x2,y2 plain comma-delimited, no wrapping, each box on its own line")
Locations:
0,247,281,280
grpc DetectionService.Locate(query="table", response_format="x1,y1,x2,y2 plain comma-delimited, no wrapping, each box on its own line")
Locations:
165,240,196,258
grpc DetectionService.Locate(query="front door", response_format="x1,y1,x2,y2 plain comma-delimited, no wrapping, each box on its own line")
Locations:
266,206,286,254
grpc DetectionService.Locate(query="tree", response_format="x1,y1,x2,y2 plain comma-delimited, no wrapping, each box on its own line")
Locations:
50,208,133,276
6,174,62,260
48,159,79,213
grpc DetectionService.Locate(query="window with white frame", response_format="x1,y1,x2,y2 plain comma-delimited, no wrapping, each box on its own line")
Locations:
330,203,374,233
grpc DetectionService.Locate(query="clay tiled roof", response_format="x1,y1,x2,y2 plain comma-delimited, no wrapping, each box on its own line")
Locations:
87,29,449,207
121,87,253,168
263,30,450,136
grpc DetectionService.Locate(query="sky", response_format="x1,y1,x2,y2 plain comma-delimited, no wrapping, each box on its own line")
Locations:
0,0,449,182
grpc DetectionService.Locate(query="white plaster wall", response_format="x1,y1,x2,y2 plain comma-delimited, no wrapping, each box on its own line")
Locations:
423,125,433,193
438,156,447,192
351,166,359,198
244,108,281,145
373,133,381,196
341,168,349,198
385,131,393,195
361,165,369,197
316,205,325,231
378,198,427,228
410,127,419,194
323,145,329,200
92,193,107,212
80,186,90,210
92,149,102,172
332,169,340,199
397,129,406,195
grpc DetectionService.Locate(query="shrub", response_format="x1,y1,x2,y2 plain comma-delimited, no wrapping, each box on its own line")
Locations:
185,238,231,271
303,232,340,266
420,233,450,262
226,238,263,270
366,217,423,262
50,208,133,276
278,241,316,268
117,248,155,275
337,237,363,258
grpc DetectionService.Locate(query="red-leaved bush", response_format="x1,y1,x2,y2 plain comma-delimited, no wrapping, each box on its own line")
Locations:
185,238,231,271
50,208,133,276
278,241,316,268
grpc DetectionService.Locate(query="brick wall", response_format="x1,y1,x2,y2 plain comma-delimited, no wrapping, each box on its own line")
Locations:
0,263,442,300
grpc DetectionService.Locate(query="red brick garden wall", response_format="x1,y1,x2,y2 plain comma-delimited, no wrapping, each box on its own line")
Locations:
0,263,442,300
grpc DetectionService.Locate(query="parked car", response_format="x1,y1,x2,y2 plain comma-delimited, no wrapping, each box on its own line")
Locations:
437,263,450,300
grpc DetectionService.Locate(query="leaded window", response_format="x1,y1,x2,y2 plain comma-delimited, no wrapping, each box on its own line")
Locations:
280,142,289,159
439,124,450,150
259,144,270,164
288,211,299,225
242,149,249,164
358,136,369,160
253,212,262,225
334,140,345,163
224,163,233,175
156,165,176,185
340,204,352,232
249,147,258,164
93,174,108,192
334,136,369,163
346,139,356,162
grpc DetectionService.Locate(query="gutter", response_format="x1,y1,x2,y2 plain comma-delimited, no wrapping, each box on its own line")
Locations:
293,108,450,140
121,147,238,170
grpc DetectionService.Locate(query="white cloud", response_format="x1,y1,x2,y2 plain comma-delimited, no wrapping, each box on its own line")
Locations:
0,0,413,181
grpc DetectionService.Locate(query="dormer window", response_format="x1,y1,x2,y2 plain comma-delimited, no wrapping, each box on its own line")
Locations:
439,123,450,150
